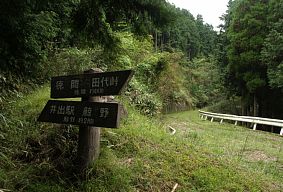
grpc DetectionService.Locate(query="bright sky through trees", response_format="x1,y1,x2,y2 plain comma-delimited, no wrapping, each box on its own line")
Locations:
167,0,229,29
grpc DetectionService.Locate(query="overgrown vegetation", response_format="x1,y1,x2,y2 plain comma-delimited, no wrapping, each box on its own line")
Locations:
0,0,220,112
0,87,282,191
1,0,283,190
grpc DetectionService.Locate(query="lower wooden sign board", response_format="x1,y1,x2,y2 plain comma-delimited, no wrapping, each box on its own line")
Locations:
38,100,120,128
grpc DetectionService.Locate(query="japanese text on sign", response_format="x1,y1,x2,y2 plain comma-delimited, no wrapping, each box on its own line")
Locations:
51,70,133,98
55,77,119,96
38,100,119,128
92,76,118,88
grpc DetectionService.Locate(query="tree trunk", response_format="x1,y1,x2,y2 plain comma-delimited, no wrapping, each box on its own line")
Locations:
155,30,158,52
241,93,246,126
253,94,257,117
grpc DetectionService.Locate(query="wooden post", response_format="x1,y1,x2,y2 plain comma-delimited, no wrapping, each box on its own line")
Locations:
77,68,103,173
211,117,214,122
220,119,223,124
280,128,283,136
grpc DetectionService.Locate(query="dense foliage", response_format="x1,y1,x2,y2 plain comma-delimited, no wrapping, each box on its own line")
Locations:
0,0,219,113
219,0,283,118
4,0,282,118
0,0,78,76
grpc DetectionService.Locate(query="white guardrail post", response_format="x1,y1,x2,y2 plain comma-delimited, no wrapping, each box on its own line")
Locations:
198,110,283,136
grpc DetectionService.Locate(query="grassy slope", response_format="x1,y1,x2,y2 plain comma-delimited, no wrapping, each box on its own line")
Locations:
0,86,282,191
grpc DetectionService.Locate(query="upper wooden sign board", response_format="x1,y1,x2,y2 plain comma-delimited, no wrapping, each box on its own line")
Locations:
51,70,133,98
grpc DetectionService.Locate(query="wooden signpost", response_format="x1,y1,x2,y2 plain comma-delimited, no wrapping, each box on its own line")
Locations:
38,68,133,174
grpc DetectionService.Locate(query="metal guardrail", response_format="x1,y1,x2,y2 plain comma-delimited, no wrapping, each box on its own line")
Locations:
199,110,283,136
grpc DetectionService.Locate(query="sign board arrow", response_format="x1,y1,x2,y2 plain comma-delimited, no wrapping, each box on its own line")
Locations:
38,100,120,128
51,70,133,98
